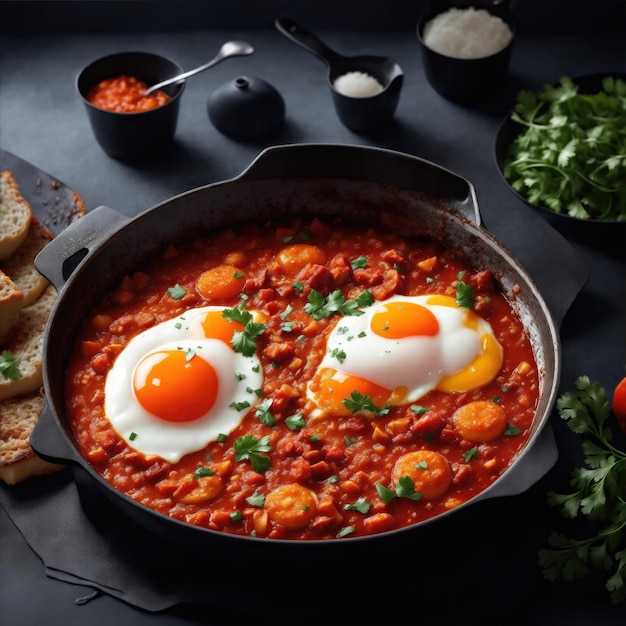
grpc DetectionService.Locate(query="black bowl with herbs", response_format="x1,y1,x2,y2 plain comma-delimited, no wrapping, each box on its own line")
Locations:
495,73,626,246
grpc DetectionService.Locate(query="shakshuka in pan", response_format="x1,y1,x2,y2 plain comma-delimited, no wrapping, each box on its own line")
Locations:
65,216,539,540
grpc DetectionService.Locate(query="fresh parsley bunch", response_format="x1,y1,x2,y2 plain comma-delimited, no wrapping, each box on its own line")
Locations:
538,376,626,604
503,76,626,221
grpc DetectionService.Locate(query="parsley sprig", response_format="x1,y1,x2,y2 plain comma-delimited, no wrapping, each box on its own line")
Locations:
223,303,266,357
537,376,626,604
0,350,22,381
503,76,626,221
233,434,271,473
304,289,374,320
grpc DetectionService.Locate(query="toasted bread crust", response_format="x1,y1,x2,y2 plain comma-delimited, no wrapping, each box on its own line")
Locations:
0,285,57,400
0,171,32,261
0,391,65,484
2,216,52,306
0,270,25,343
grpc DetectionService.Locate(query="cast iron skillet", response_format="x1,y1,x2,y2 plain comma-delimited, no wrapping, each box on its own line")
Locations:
32,144,586,554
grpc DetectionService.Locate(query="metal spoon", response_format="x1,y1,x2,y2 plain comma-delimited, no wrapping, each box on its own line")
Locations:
144,41,254,95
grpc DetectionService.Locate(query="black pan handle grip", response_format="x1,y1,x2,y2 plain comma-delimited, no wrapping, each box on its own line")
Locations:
34,205,131,292
30,399,83,466
275,16,343,68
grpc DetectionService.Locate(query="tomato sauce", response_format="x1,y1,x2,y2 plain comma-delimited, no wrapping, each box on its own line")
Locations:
65,217,540,540
86,75,170,112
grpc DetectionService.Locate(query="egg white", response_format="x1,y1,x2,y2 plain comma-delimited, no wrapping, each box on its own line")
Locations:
104,306,263,463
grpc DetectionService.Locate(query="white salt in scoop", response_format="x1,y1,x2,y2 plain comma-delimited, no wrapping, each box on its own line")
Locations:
333,72,384,98
275,16,403,131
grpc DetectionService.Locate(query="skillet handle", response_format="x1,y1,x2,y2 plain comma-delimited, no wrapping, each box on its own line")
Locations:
30,399,83,466
34,206,130,292
238,144,483,226
477,423,558,501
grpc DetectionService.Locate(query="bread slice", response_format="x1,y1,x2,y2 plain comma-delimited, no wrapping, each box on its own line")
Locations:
0,285,56,401
0,171,32,261
0,391,65,484
1,216,52,306
0,270,25,344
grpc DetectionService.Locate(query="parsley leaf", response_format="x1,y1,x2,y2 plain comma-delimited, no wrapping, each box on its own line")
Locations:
223,303,266,357
456,280,475,309
255,399,276,427
343,391,390,417
344,497,371,514
538,376,626,604
304,289,372,320
375,477,422,504
285,412,306,431
167,284,186,300
0,350,22,380
233,434,271,473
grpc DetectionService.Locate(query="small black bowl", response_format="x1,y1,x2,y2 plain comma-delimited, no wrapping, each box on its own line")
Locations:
76,51,185,161
417,1,515,104
494,72,626,248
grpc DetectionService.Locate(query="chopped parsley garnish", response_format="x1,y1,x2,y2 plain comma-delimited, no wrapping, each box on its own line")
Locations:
229,511,243,523
129,432,138,441
245,491,265,507
304,288,373,320
280,305,293,319
337,526,355,538
223,302,266,357
376,476,422,503
463,446,479,462
194,466,216,478
229,400,251,411
410,405,429,415
343,391,390,417
234,434,271,472
455,279,475,309
504,423,523,436
255,399,276,427
351,255,368,269
344,498,371,514
285,412,306,431
329,347,346,363
0,350,22,381
167,284,186,300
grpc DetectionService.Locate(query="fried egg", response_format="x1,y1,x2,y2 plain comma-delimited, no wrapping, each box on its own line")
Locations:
104,306,263,462
306,294,503,417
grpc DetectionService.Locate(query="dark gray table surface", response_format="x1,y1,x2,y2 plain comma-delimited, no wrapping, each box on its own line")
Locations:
1,1,625,624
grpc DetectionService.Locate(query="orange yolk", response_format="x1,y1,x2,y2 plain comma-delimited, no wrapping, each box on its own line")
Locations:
437,333,503,392
133,349,218,422
311,368,392,416
200,309,245,344
371,302,439,338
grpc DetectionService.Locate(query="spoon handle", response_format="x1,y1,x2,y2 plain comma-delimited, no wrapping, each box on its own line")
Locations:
146,41,254,94
275,17,343,68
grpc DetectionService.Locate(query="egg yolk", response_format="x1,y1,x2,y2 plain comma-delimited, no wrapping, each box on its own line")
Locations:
133,349,218,422
437,333,503,392
200,310,245,344
311,367,392,416
371,302,439,338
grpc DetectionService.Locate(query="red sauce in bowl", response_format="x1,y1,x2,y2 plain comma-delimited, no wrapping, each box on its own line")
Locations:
86,75,170,112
